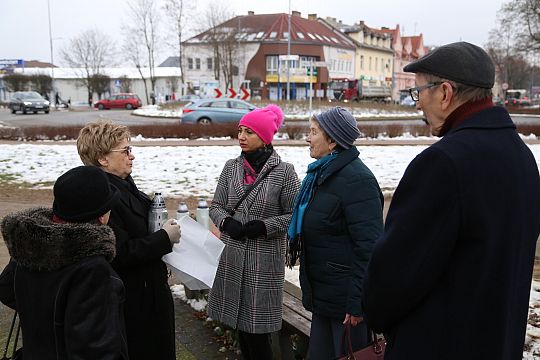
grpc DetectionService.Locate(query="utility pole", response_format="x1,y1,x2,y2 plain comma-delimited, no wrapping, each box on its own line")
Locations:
286,0,291,101
47,0,54,99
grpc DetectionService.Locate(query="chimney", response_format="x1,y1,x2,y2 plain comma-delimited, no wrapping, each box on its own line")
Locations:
308,13,317,21
248,11,254,16
292,10,301,17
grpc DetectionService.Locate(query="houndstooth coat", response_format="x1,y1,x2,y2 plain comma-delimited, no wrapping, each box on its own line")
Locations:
208,150,300,334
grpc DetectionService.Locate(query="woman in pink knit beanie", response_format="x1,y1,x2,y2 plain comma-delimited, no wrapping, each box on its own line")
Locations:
207,104,300,360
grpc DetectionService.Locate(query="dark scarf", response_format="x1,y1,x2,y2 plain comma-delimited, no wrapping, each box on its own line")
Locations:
242,144,274,174
439,96,493,136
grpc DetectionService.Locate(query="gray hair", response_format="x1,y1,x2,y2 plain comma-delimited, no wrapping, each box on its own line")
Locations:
422,73,492,103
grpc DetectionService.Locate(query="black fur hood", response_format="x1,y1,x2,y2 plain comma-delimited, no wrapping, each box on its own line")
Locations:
1,207,116,271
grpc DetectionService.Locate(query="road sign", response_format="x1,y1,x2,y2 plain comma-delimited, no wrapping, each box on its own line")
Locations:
0,59,23,66
502,82,509,90
214,88,222,98
228,88,237,98
114,79,121,87
240,88,250,100
313,61,330,67
279,55,300,61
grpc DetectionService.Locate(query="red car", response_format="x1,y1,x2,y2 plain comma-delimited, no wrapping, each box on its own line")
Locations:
94,93,142,110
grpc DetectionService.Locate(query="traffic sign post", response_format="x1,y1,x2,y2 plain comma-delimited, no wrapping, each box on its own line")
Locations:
308,61,328,115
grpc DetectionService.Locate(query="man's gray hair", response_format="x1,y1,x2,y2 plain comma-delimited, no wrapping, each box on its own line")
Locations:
423,73,492,103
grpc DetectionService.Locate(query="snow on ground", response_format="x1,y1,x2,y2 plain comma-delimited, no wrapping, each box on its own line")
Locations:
133,104,421,119
2,143,539,198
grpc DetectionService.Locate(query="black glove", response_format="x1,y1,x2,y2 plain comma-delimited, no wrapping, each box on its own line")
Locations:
221,217,245,240
244,220,266,239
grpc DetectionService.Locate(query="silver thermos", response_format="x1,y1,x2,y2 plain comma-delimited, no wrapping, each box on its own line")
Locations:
176,201,189,221
196,198,210,230
148,192,168,233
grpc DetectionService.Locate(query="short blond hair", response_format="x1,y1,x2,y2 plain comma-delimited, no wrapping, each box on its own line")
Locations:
77,121,131,166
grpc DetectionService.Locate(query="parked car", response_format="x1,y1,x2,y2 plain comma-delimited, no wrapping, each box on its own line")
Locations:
492,96,504,106
8,91,50,114
178,94,201,102
181,98,257,125
505,97,531,106
400,97,416,107
94,93,142,110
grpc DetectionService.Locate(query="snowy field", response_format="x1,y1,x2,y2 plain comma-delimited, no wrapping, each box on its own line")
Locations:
1,143,539,198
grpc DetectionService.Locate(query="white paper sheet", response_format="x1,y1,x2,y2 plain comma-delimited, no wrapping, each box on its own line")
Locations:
162,215,225,290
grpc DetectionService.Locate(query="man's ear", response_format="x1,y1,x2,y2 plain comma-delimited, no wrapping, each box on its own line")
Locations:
440,82,454,111
97,214,107,225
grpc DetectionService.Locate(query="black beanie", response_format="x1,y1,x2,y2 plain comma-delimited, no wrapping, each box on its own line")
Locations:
53,166,119,223
403,41,495,89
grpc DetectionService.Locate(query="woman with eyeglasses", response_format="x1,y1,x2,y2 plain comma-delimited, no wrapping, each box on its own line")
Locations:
77,121,181,360
287,107,384,360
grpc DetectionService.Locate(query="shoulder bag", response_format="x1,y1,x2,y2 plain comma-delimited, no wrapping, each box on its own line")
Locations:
227,165,276,216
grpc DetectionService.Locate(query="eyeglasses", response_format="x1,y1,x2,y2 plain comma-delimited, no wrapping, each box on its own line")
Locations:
408,82,443,101
109,146,132,156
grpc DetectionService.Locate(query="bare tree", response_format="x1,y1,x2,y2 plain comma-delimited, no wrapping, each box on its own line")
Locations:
504,0,540,52
125,0,160,101
60,29,115,104
198,2,239,90
122,40,150,104
163,0,194,87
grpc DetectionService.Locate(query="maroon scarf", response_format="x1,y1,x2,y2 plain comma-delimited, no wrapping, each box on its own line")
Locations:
440,97,493,136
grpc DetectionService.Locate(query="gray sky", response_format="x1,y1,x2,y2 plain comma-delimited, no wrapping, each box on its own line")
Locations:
1,0,507,65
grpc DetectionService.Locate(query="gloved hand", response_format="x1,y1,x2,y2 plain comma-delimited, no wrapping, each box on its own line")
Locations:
244,220,266,239
162,218,181,245
221,217,245,240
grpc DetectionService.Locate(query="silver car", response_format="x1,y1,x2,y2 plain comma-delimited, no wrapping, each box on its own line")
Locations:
181,98,256,125
9,91,50,114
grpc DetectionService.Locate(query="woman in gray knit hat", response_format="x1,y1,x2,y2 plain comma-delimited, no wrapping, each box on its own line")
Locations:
287,107,384,359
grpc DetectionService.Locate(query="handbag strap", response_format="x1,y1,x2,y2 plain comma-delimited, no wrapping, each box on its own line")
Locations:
227,165,276,216
341,320,384,358
2,311,20,360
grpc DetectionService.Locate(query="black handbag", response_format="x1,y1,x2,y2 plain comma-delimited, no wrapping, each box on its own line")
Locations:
1,311,22,360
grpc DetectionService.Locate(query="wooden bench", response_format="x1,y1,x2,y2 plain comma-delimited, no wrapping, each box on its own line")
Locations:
282,280,312,337
272,280,311,359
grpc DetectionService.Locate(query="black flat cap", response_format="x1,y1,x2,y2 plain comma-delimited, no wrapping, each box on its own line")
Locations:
403,41,495,89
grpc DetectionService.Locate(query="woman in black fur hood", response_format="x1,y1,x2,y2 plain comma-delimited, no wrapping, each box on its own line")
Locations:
0,166,129,360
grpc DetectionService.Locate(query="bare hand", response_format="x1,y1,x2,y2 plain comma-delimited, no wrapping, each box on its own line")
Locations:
343,313,364,326
162,218,181,245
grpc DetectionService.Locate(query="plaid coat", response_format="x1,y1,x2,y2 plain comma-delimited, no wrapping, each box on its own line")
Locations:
208,150,299,333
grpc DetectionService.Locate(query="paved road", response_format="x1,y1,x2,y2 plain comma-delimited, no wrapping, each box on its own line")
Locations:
0,107,179,127
0,107,538,129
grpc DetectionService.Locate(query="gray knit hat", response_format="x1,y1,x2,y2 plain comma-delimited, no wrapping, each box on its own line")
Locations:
314,107,360,149
403,41,495,88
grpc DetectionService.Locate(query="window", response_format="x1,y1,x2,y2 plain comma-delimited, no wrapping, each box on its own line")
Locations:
256,31,264,39
315,34,324,41
270,32,277,38
297,32,305,39
369,57,372,71
209,101,228,108
187,58,193,70
307,33,316,40
375,58,378,71
331,37,339,43
207,58,213,70
266,55,279,75
230,101,250,109
360,56,364,70
195,58,201,70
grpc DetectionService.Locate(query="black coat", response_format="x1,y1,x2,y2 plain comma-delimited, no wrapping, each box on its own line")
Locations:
0,207,128,360
299,146,384,319
363,106,540,359
106,174,175,360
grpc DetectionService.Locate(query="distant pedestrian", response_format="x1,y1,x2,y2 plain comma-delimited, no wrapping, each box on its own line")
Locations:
0,165,128,359
208,104,300,360
287,107,384,360
363,42,540,359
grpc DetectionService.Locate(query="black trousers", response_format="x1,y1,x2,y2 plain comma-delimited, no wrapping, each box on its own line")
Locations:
238,330,273,360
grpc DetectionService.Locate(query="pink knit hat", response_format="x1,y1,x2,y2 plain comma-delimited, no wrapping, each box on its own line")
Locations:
238,104,284,144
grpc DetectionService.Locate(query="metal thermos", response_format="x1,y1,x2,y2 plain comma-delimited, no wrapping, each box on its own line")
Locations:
196,198,210,230
176,201,189,221
148,192,168,233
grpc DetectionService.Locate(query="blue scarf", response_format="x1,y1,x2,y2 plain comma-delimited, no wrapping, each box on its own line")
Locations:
287,152,337,267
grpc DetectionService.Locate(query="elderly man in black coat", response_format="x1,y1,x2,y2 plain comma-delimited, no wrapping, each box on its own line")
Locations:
363,42,540,359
